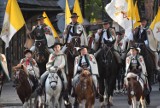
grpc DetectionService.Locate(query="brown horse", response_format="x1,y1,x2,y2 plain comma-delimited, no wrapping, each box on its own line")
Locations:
64,37,80,94
75,70,95,108
126,72,146,108
34,40,49,76
13,64,32,106
13,64,41,108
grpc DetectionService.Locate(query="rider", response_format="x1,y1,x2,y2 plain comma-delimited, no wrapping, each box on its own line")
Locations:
94,19,121,65
37,42,71,106
30,15,54,53
133,18,160,71
124,46,149,94
62,13,88,52
0,53,10,81
13,49,39,88
72,45,99,97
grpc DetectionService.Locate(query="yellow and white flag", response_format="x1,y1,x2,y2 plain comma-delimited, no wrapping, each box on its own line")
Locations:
73,0,84,24
65,0,71,25
0,0,25,48
105,0,140,38
43,12,59,38
150,7,160,41
133,1,140,28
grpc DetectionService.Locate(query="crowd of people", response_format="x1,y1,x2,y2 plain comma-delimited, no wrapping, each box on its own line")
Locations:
0,12,159,107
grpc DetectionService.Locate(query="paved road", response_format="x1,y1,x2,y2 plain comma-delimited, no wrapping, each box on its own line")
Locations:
0,82,160,108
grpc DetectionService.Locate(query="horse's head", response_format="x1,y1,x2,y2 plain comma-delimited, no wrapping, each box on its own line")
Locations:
79,70,92,90
34,40,49,63
48,72,59,90
71,36,81,47
13,64,28,87
103,39,115,48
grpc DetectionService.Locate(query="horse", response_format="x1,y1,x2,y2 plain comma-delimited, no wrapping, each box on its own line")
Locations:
75,69,95,108
38,69,62,108
34,40,49,76
96,40,118,107
134,42,155,104
13,64,38,107
64,36,80,95
126,72,146,108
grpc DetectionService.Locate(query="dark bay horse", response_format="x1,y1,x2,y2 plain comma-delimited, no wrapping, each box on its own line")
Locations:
96,41,118,107
34,40,49,76
64,36,80,94
126,72,146,108
13,64,40,107
75,70,95,108
13,65,32,107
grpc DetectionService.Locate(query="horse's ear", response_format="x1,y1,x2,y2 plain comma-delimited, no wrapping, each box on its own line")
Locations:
21,65,24,69
127,78,130,81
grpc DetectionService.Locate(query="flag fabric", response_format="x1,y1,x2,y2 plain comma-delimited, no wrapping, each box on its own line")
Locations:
43,12,59,38
150,7,160,41
65,0,71,25
105,0,133,38
73,0,84,24
0,0,25,48
105,0,140,38
133,1,140,28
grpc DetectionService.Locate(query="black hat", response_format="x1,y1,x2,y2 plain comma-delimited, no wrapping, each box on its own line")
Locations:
138,18,148,22
37,15,46,20
50,42,63,48
78,45,88,52
129,46,139,52
70,13,79,18
24,49,32,55
102,19,111,25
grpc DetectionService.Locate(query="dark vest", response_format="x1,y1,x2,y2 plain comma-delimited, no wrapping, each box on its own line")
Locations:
78,55,90,67
97,29,111,49
134,26,148,43
31,24,47,41
129,56,140,70
65,22,83,44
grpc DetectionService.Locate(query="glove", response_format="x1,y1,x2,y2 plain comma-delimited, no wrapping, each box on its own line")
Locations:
77,66,82,71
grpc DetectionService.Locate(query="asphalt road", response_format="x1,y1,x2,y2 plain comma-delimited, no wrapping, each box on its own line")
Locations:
0,82,160,108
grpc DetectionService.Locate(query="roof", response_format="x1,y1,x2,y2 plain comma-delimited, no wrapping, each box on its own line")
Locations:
0,0,61,29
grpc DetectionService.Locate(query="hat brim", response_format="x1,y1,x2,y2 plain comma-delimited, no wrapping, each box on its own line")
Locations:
49,43,63,48
70,16,79,18
37,17,47,20
24,50,32,55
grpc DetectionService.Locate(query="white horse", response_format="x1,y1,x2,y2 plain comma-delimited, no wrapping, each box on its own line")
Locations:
45,70,62,108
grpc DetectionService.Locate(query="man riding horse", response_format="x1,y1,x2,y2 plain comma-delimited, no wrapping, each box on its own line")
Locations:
133,18,160,71
37,42,71,106
13,49,39,89
93,20,121,66
62,13,88,52
72,46,99,98
29,15,55,53
124,46,149,95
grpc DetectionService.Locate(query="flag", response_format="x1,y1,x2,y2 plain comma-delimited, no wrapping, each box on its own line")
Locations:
65,0,71,25
133,1,140,28
105,0,132,37
43,12,59,38
73,0,84,24
150,7,160,41
127,0,135,20
0,0,25,48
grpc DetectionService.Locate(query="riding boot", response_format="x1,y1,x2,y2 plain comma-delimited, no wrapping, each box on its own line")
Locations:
71,87,76,97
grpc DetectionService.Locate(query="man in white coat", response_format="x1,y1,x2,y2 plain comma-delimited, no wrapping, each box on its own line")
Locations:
72,45,99,97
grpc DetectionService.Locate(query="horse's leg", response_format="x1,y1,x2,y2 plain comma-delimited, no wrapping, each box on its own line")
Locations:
131,96,136,108
54,93,60,108
99,77,105,107
46,94,51,108
140,96,146,108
